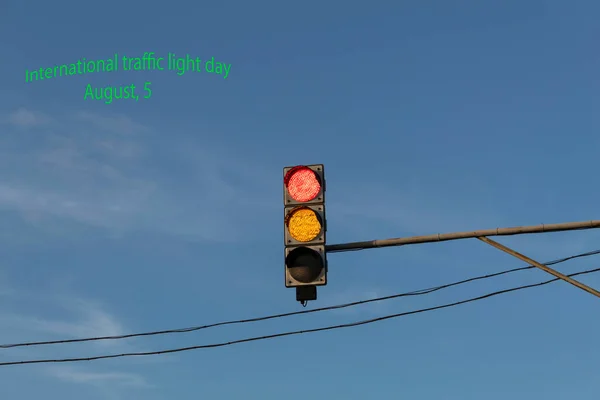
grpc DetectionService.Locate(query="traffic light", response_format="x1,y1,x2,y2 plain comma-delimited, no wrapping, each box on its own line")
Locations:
283,164,327,302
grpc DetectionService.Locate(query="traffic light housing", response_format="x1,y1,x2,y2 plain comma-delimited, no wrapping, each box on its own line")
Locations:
283,165,327,295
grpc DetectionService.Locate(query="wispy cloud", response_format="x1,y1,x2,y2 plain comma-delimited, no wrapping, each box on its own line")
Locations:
0,278,148,358
48,366,150,388
0,294,127,347
4,108,51,128
0,108,274,242
45,365,152,400
0,287,155,396
74,111,148,135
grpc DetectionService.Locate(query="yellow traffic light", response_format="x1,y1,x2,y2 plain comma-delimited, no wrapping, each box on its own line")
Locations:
286,206,323,242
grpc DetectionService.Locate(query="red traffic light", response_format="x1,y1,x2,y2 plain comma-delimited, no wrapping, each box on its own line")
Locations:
284,166,321,202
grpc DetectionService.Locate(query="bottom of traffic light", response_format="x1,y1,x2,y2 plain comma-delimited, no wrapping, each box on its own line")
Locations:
296,286,317,302
285,246,327,287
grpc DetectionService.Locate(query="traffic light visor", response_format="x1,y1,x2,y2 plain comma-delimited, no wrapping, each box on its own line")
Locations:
286,206,323,242
284,166,321,202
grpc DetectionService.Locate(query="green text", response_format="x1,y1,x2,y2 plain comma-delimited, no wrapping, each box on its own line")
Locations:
84,82,152,104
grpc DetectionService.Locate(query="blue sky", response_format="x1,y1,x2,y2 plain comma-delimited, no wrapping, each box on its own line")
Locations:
0,1,599,399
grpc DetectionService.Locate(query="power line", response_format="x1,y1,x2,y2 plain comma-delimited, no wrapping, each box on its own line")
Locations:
1,265,599,367
2,248,599,350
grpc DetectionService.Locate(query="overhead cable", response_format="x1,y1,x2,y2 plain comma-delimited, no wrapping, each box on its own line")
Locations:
1,265,598,367
2,249,599,350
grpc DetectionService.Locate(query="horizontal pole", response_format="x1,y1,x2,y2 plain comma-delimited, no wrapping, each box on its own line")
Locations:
325,220,600,253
